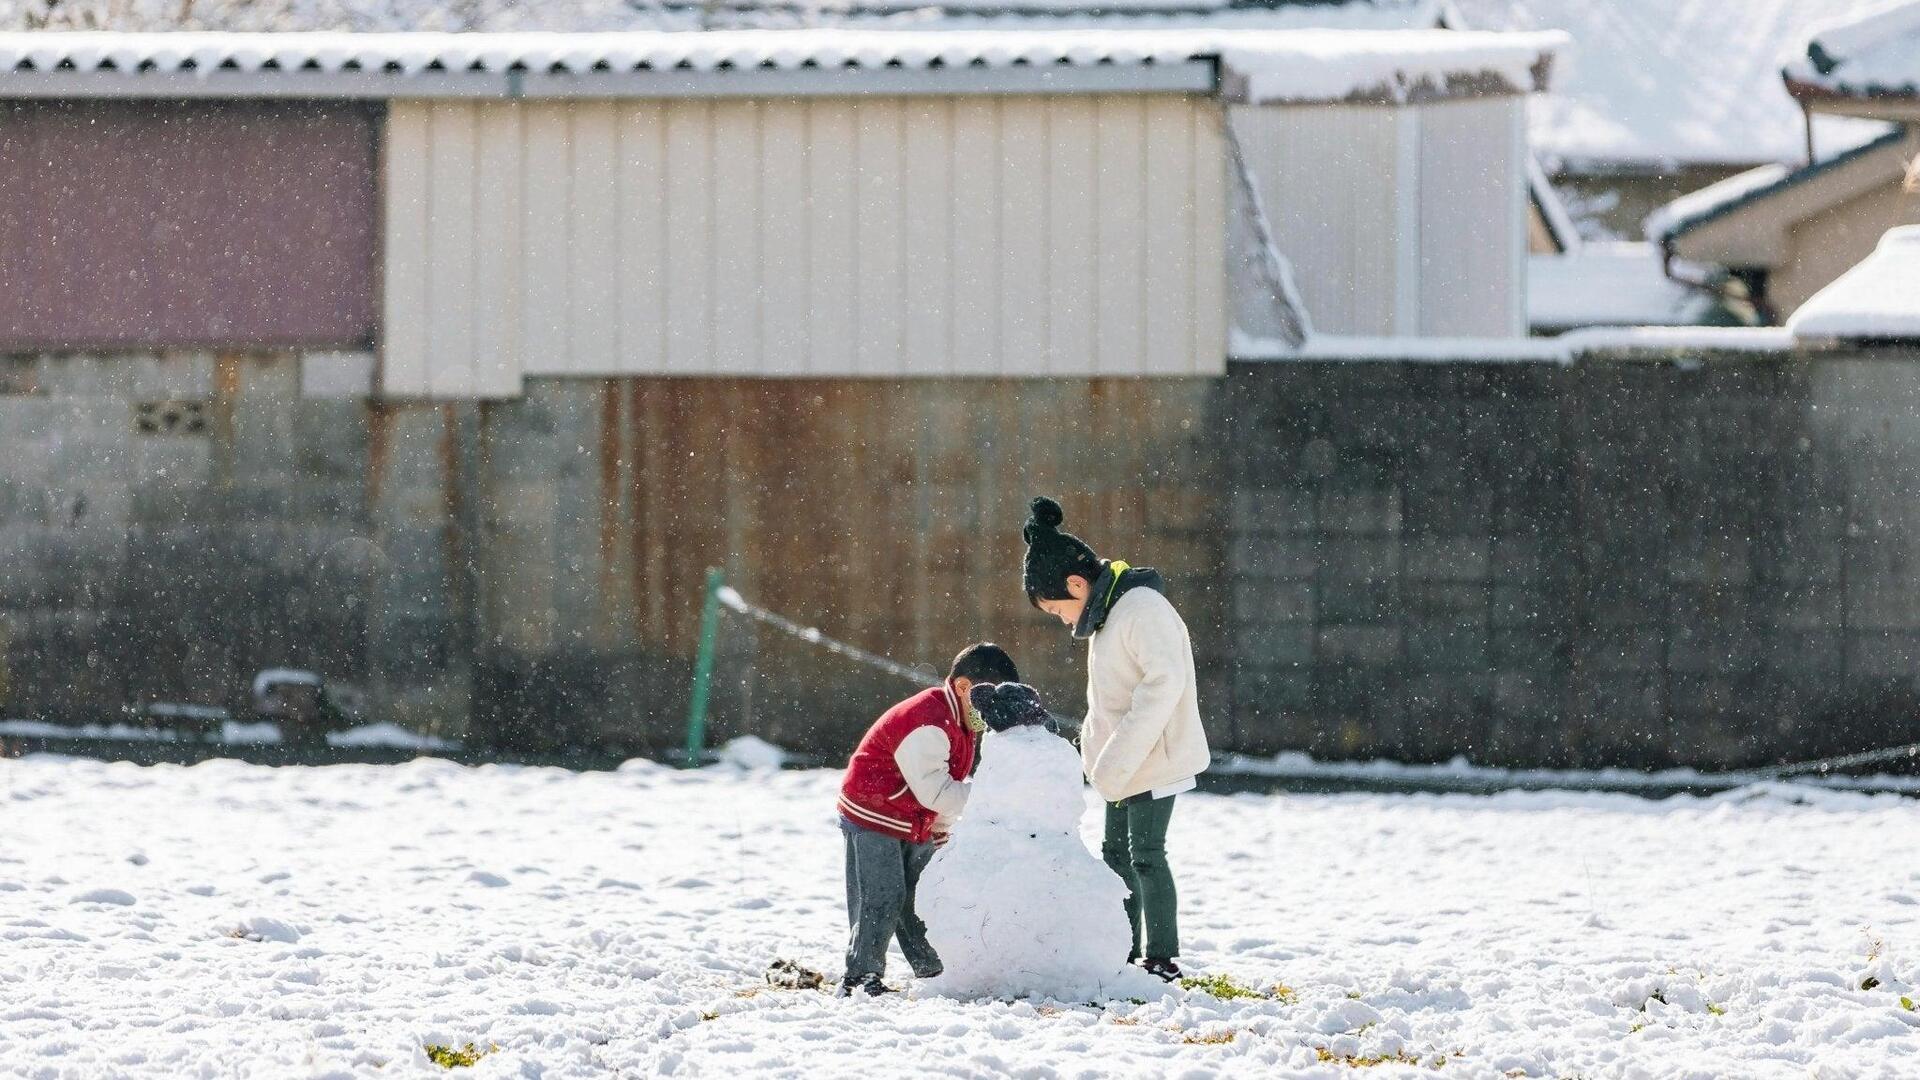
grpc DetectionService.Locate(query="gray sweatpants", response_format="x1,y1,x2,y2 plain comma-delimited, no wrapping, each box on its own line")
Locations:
842,819,941,981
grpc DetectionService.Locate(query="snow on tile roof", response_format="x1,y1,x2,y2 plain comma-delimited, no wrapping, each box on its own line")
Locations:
1785,0,1920,100
1447,0,1895,170
0,28,1562,102
1527,243,1723,332
1787,225,1920,340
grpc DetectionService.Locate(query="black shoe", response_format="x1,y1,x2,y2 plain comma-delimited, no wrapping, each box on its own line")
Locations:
1141,957,1182,982
911,966,943,980
837,973,892,997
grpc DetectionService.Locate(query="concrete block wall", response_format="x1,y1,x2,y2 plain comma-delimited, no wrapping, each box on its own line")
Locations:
12,346,1920,768
0,352,471,737
1222,350,1920,769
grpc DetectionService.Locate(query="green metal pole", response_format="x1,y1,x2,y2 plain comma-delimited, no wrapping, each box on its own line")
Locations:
684,567,725,767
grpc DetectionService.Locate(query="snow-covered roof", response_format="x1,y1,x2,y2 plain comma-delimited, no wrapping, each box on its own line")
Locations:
1644,127,1913,244
0,28,1561,103
1785,0,1920,101
1447,0,1895,170
1787,225,1920,341
0,0,1443,32
1644,164,1794,243
1527,243,1724,332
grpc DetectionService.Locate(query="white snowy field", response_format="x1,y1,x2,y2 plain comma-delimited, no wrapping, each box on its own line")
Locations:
4,756,1920,1079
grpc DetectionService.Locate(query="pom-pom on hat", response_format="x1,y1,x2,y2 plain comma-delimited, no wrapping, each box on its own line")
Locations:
1022,496,1101,602
968,682,1051,733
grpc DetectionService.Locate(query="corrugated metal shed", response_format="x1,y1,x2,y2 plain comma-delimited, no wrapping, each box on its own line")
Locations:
383,94,1228,393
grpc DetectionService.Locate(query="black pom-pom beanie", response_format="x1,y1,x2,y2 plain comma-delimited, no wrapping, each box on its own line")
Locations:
1022,496,1101,601
968,682,1051,732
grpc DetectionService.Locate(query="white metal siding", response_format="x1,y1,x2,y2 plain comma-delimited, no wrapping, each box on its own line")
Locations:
1228,96,1526,339
1417,97,1525,338
382,95,1227,396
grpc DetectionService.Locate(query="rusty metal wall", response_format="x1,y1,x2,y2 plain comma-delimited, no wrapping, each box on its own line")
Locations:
0,101,379,350
470,376,1231,755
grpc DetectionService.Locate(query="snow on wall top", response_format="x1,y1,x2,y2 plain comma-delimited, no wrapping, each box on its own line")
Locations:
1787,225,1920,340
1785,0,1920,100
1527,243,1722,331
1447,0,1895,170
0,28,1561,102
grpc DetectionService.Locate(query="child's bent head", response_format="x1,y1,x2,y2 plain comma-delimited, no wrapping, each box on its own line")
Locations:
1022,496,1102,626
949,642,1019,687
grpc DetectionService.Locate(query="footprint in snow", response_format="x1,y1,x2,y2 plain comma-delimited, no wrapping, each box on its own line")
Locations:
467,871,510,888
671,878,712,889
71,888,136,907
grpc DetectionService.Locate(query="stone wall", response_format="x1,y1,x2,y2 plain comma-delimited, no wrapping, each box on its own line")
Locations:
10,346,1920,768
0,352,471,736
1223,348,1920,769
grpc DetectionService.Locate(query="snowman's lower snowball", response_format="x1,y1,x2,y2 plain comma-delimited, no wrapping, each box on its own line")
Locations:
916,726,1169,1001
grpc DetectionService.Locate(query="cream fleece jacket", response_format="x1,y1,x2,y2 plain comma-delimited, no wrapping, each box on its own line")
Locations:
1080,586,1211,802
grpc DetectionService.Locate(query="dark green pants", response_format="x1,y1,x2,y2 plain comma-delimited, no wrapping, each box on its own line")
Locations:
1101,793,1179,961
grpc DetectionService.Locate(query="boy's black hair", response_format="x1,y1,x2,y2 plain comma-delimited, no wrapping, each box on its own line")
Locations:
949,642,1019,685
1023,496,1103,606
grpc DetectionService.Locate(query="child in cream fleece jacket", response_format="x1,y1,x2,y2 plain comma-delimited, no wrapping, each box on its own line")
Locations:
1021,496,1209,981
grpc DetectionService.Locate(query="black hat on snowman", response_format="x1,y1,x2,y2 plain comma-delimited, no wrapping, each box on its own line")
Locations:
968,682,1051,733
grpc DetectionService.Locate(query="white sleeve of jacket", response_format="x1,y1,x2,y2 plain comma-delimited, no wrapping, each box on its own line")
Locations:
893,726,969,827
1089,598,1188,800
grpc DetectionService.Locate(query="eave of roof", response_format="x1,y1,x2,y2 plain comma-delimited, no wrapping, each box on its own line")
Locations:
0,28,1561,103
1646,126,1913,243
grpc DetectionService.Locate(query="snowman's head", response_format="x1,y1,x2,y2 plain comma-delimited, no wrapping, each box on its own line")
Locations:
969,682,1051,733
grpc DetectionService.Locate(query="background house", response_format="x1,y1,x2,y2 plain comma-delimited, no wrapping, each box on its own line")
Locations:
1446,0,1895,241
1650,3,1920,325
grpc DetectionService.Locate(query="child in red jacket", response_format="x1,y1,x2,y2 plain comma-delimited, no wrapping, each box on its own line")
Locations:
836,642,1020,996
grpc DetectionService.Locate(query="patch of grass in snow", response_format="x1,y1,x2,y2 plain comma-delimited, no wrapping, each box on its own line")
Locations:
1901,996,1915,1012
1182,1029,1238,1045
1314,1047,1422,1068
1706,1003,1726,1016
1179,973,1270,1000
425,1043,496,1069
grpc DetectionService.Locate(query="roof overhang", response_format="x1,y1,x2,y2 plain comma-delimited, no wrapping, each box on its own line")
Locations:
0,61,1218,100
0,29,1560,104
1784,78,1920,123
1653,127,1920,268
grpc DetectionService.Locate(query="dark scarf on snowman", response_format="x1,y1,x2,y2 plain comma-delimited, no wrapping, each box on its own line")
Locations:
1072,560,1166,641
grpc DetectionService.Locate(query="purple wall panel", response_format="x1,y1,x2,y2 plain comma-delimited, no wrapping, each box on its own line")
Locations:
0,101,378,350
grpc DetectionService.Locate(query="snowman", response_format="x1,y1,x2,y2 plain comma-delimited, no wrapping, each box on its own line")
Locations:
916,683,1169,1002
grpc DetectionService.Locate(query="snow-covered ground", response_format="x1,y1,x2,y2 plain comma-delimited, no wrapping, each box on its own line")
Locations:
4,755,1920,1078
